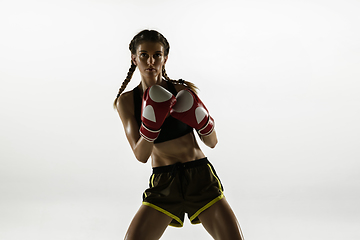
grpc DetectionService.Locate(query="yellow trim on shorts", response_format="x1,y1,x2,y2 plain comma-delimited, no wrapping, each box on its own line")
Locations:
150,174,155,187
189,163,225,224
189,192,224,224
142,202,183,228
207,163,223,191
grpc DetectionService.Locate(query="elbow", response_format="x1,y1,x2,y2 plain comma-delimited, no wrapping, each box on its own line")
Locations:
208,139,218,148
132,138,152,164
134,147,150,163
202,136,217,148
138,158,148,164
134,153,149,164
201,130,218,148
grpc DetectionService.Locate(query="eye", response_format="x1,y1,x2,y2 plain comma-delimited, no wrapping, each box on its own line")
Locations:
155,53,162,58
140,53,148,58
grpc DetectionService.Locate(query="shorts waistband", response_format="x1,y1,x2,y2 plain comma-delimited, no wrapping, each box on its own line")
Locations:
152,158,209,174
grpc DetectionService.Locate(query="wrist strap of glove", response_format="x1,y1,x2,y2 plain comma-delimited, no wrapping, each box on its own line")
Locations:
197,116,215,136
139,123,160,142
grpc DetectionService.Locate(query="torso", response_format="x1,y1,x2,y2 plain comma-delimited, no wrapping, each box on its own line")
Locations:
120,81,205,168
151,131,205,167
133,81,193,144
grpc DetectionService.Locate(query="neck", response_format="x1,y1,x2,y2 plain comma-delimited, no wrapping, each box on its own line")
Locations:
140,75,165,93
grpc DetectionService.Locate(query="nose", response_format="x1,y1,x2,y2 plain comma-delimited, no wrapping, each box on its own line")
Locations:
147,55,155,65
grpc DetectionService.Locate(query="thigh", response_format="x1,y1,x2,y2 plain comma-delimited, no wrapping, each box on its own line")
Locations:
198,198,245,240
124,205,172,240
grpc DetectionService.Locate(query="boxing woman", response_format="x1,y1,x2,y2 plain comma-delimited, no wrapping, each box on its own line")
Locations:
114,30,244,240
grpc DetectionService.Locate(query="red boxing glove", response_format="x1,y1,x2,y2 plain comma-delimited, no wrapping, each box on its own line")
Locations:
170,89,214,136
140,85,176,142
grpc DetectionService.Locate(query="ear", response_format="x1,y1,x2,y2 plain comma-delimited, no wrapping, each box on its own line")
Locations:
163,55,168,65
131,54,137,66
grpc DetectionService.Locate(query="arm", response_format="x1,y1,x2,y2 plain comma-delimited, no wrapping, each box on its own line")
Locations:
200,129,218,148
172,84,218,148
116,86,176,163
116,93,153,163
170,89,217,148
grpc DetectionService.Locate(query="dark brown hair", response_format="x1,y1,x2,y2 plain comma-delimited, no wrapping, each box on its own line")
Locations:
113,29,197,108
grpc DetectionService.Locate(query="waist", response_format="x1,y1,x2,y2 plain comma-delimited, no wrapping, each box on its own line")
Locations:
151,132,205,167
152,158,209,174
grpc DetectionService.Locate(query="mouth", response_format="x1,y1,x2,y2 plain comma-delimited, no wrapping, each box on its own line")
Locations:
146,67,155,72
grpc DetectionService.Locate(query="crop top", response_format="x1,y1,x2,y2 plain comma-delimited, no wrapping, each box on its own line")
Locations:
133,80,193,144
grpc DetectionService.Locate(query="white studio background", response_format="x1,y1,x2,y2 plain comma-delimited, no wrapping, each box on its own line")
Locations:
1,0,359,239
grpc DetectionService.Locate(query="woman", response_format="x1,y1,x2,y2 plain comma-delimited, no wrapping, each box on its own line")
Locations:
114,29,244,240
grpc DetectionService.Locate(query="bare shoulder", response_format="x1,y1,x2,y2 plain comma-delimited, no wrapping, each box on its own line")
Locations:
115,90,134,117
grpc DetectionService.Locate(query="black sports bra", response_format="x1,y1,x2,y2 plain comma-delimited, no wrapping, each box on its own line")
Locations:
133,80,193,144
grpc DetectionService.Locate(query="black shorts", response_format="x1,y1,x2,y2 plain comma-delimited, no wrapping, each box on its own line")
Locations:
142,158,224,227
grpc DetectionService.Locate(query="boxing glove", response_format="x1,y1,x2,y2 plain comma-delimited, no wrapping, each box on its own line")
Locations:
170,89,214,136
140,85,176,142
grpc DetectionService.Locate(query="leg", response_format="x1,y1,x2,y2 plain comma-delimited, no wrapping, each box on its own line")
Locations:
124,205,172,240
198,198,245,240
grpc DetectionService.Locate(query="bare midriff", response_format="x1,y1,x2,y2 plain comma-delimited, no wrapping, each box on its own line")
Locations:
150,132,206,167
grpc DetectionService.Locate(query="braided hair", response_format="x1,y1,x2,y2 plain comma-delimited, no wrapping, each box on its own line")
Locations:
113,29,198,109
162,67,198,95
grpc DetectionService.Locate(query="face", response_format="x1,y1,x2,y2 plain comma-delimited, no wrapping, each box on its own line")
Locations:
132,42,168,84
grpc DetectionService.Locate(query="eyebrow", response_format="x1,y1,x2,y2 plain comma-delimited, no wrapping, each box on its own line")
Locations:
139,50,163,53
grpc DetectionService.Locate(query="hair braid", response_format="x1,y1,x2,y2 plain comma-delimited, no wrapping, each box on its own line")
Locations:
113,62,137,108
162,68,198,94
114,29,200,109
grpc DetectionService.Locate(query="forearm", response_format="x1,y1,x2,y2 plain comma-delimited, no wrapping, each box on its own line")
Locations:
133,137,154,163
200,130,218,148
